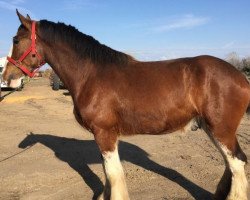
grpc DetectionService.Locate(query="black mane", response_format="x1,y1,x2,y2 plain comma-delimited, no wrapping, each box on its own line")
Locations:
39,20,131,65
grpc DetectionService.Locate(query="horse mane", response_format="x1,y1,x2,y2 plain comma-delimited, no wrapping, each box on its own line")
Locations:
39,20,132,65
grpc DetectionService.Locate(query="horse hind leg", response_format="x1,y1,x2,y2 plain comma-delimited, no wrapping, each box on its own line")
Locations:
220,141,248,200
202,120,248,200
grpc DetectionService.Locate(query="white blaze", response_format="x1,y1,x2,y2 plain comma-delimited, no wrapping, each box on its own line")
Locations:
9,78,23,88
4,45,24,88
2,45,13,75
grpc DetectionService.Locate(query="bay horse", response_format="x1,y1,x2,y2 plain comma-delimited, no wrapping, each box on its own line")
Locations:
3,10,249,200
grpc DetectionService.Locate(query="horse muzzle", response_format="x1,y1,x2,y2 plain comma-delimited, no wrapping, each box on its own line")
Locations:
2,71,23,88
8,77,23,88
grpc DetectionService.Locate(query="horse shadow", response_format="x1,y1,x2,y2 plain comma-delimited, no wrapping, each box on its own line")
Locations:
18,133,212,200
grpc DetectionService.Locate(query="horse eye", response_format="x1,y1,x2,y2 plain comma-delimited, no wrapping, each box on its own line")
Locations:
13,37,19,44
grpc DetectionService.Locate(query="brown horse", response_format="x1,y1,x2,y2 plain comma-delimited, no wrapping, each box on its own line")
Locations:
3,10,249,200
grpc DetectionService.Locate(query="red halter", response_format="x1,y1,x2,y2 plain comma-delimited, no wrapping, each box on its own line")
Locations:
7,21,45,78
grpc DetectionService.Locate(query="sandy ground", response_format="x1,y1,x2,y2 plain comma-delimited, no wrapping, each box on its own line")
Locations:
0,77,249,200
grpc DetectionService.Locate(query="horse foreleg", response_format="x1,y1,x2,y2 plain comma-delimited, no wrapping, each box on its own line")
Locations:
100,146,130,200
94,129,130,200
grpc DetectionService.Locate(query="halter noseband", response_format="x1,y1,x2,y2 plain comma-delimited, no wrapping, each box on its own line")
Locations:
7,21,45,78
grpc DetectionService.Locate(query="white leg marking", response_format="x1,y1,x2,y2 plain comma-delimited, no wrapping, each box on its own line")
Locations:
221,146,248,200
102,145,130,200
97,193,104,200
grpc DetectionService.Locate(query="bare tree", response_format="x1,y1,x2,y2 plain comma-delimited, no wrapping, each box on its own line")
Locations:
225,52,242,70
242,57,250,68
241,57,250,77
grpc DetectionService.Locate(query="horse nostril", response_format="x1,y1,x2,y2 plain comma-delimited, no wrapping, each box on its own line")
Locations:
7,74,16,84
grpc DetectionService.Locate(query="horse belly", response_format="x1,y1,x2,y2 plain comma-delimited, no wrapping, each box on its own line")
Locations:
118,107,197,135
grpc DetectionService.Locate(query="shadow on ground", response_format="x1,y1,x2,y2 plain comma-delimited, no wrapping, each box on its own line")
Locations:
18,133,212,200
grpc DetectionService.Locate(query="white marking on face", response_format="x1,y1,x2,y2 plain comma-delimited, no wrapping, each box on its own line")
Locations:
101,145,130,200
3,45,13,75
9,77,23,88
8,45,13,58
220,145,248,200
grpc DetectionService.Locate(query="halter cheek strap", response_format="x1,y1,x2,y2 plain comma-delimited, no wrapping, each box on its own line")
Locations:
7,21,46,78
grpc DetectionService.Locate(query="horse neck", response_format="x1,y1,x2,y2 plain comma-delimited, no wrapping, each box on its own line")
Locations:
43,42,94,99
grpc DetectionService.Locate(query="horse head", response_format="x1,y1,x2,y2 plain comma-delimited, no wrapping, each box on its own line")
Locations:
3,10,45,88
18,132,39,149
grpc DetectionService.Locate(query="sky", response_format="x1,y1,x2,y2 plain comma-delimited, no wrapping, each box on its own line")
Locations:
0,0,250,61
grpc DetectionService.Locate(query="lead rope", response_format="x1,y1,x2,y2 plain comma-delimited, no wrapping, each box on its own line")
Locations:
0,87,17,102
0,143,34,163
0,79,35,163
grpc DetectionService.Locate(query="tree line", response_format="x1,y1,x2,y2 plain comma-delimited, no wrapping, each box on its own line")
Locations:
225,52,250,77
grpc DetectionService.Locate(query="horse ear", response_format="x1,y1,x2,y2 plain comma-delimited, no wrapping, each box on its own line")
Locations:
16,9,32,31
26,14,31,20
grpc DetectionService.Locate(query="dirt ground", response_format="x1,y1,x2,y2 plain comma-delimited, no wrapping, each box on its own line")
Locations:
0,77,249,200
